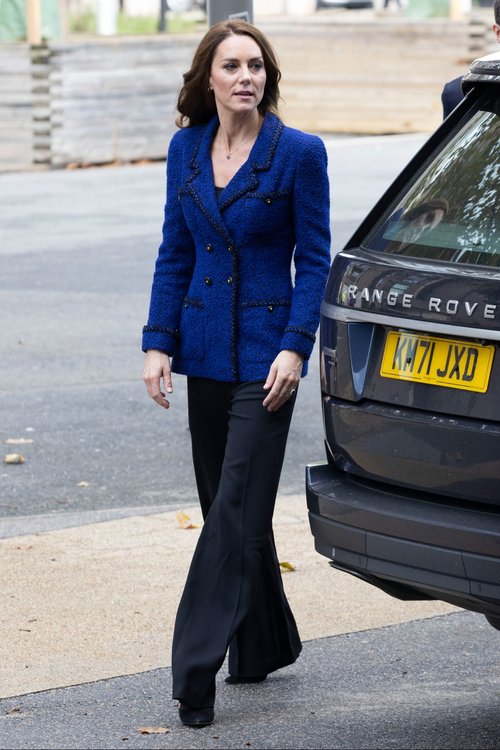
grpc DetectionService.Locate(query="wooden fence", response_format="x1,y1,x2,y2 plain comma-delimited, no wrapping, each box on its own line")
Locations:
269,17,477,134
49,36,195,167
0,13,495,171
0,43,34,170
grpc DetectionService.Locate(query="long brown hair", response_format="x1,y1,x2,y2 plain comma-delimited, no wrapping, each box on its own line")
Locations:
176,19,281,128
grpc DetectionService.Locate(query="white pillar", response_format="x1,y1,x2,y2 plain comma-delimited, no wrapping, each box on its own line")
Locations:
97,0,119,35
254,0,286,13
449,0,471,19
286,0,316,15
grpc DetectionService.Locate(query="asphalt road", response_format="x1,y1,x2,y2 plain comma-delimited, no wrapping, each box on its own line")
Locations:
0,132,429,528
1,611,499,749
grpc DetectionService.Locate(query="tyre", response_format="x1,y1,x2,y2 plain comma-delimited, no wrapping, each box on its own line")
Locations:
484,615,500,632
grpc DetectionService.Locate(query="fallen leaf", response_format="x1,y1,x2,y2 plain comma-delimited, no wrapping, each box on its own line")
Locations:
176,510,200,529
6,438,33,445
77,481,90,487
279,561,296,572
6,706,21,715
4,453,25,464
136,727,170,735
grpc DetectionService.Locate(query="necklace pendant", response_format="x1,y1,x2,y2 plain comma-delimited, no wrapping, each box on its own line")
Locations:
226,154,231,160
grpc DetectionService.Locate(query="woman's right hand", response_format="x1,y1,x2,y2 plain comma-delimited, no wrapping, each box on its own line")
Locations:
143,349,173,410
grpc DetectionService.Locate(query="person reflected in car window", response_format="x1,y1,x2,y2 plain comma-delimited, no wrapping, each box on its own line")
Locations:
396,198,449,249
368,198,449,254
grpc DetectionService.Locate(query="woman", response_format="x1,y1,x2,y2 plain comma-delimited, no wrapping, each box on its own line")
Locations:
142,19,331,727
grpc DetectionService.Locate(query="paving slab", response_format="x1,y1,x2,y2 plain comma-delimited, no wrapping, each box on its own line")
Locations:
1,494,456,700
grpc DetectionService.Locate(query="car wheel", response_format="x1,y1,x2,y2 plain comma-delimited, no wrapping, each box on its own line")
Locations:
485,615,500,631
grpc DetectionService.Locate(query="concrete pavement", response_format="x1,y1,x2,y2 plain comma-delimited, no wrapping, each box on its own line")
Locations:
1,493,457,700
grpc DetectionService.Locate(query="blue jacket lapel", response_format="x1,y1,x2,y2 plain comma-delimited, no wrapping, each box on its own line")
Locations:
184,112,284,239
219,113,284,211
184,117,230,239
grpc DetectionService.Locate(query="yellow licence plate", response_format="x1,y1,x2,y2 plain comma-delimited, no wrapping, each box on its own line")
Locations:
381,331,495,393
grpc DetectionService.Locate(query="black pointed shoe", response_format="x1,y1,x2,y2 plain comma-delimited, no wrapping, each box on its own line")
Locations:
225,674,267,685
178,701,214,728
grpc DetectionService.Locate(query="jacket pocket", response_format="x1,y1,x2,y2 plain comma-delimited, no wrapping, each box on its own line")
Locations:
178,297,205,361
240,192,291,235
239,300,291,363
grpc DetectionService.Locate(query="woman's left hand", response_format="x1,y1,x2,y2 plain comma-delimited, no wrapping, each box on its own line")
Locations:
263,350,304,412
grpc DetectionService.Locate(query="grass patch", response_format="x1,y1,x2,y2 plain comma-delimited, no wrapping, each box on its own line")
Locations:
69,10,96,34
117,14,158,34
119,13,198,34
68,11,198,36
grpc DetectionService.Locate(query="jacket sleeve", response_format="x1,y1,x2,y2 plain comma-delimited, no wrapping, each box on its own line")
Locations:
142,131,195,355
280,135,331,360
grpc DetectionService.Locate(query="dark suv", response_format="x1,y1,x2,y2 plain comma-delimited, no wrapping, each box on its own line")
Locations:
306,52,500,630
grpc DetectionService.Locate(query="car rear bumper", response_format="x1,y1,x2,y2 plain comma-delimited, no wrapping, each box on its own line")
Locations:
306,461,500,617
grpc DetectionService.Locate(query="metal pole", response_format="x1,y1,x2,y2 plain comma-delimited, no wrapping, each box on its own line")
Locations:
159,0,168,32
208,0,253,27
26,0,42,44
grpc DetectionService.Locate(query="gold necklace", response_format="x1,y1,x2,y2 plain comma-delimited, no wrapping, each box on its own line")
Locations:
220,129,259,160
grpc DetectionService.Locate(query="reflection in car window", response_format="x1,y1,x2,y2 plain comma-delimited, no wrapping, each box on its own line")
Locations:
364,97,500,266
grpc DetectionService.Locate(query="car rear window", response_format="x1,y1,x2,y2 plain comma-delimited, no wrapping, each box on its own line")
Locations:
363,95,500,267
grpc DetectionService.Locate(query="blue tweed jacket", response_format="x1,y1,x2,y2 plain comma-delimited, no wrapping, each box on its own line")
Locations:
142,112,331,382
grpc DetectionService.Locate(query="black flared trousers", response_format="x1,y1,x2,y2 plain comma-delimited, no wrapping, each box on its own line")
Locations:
171,378,302,708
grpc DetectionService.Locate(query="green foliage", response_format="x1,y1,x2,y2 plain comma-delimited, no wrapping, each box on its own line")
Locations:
164,14,198,33
69,10,96,34
117,13,158,35
68,11,197,36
